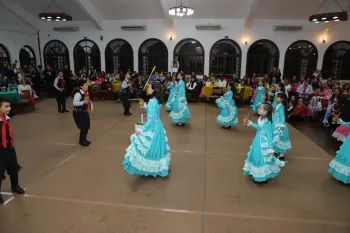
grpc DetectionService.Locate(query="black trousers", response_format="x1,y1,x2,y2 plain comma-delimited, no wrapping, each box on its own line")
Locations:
0,146,21,182
121,93,131,115
56,91,67,112
73,111,90,142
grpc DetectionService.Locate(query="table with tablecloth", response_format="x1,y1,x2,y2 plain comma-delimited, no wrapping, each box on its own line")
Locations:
236,86,253,100
200,86,227,98
0,90,21,103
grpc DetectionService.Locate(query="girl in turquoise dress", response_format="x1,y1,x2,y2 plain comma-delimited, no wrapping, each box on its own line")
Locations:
169,72,191,126
328,119,350,184
123,83,171,177
215,82,239,129
250,80,266,113
165,76,178,111
270,83,285,108
272,93,292,159
243,102,287,184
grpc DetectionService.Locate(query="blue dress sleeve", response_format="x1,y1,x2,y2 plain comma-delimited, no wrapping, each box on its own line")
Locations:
278,105,286,127
248,121,259,129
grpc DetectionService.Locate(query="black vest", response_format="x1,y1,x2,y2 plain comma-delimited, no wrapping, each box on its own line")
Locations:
74,92,87,112
57,78,64,89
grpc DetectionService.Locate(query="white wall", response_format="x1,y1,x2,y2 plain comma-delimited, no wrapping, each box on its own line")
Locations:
0,6,40,68
35,18,350,76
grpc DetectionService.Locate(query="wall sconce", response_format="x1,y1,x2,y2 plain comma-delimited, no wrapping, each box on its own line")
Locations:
322,37,326,43
244,38,248,45
170,34,173,41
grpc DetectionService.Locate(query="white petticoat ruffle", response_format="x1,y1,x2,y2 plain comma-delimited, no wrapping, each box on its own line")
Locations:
125,129,171,173
329,160,350,176
169,102,190,120
217,107,237,123
243,160,286,178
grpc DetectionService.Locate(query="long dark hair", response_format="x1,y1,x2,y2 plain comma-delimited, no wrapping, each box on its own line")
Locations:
276,92,288,115
261,102,273,122
149,83,164,104
276,82,285,93
71,80,88,98
227,81,236,97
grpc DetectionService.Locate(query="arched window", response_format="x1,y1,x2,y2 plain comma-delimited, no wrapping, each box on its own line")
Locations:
246,39,279,77
322,41,350,80
174,38,204,75
0,44,11,73
105,39,133,73
139,38,168,74
44,40,70,72
19,45,36,69
283,40,318,79
74,39,101,72
210,39,241,77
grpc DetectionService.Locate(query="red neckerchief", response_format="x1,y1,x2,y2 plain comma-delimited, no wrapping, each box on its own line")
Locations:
0,115,13,148
82,90,91,112
61,78,65,89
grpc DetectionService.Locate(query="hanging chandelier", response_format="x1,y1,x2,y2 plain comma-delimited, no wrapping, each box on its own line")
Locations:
38,0,72,22
309,0,348,23
169,0,194,17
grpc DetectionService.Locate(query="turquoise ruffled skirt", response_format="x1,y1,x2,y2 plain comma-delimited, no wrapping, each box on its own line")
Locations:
273,124,292,154
243,136,287,182
215,98,238,126
250,94,265,113
166,90,176,111
169,99,190,123
328,136,350,184
123,123,171,177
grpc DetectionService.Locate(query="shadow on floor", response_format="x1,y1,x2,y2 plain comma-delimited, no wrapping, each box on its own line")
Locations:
289,119,341,156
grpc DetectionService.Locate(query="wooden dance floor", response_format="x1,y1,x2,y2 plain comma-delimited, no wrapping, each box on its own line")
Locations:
0,100,350,233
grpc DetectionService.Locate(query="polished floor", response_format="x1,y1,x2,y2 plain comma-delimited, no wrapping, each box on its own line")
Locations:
0,99,349,233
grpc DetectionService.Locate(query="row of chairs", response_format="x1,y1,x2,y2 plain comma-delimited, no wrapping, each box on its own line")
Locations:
88,83,114,100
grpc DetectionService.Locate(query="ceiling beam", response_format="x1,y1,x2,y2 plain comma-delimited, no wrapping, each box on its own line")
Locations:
73,0,103,31
244,0,260,29
160,0,173,27
0,0,40,31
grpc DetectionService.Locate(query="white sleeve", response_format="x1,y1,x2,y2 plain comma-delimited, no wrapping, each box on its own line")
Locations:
18,85,22,93
73,93,84,107
90,100,94,110
28,85,32,95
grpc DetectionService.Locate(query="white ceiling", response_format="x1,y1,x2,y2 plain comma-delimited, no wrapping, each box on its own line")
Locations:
12,0,91,20
2,0,349,30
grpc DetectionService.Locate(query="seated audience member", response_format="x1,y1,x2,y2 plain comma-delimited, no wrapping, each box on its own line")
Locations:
311,76,320,91
287,95,296,115
204,75,213,86
289,98,307,121
187,75,198,91
0,75,9,88
322,84,333,99
296,82,312,101
218,76,227,87
244,77,253,87
299,76,305,84
323,98,335,127
18,78,35,108
291,76,298,85
284,79,291,98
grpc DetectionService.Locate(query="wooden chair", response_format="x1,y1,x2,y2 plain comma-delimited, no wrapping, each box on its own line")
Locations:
90,84,101,100
100,83,113,99
208,87,223,105
234,87,245,106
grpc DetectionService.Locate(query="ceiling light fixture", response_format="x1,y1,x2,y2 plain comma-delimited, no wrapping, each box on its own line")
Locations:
38,0,72,22
169,0,194,17
309,0,347,23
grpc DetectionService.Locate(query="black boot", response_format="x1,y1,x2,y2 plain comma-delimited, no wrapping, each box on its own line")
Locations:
10,173,25,195
0,180,3,205
79,130,89,147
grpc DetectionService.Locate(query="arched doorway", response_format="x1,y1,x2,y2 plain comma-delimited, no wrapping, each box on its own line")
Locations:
174,38,204,75
322,41,350,80
19,45,36,69
210,39,241,77
105,39,133,73
138,38,168,74
283,40,318,80
74,39,101,72
246,39,279,77
43,40,70,72
0,43,11,73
